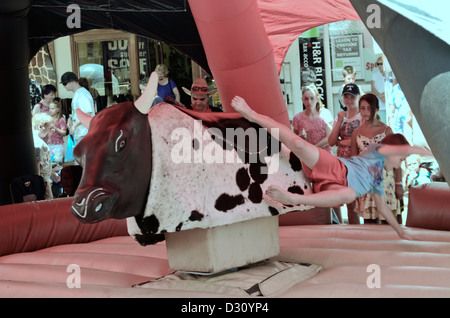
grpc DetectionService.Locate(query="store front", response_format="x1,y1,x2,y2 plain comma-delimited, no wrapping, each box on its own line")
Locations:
281,21,383,120
281,20,427,149
29,29,195,114
71,30,140,110
71,29,194,110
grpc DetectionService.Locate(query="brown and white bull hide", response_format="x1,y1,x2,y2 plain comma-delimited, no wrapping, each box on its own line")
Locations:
126,103,313,245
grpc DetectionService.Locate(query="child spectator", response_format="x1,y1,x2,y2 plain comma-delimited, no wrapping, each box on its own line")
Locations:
44,100,67,164
329,83,362,224
337,66,364,110
32,113,54,199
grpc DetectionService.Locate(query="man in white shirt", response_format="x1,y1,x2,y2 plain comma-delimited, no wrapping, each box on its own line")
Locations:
61,71,95,144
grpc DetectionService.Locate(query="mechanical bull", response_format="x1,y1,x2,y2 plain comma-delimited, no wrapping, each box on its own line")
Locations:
71,100,313,246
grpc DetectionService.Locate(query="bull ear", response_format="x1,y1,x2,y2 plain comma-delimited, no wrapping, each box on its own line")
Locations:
76,109,93,128
135,71,158,114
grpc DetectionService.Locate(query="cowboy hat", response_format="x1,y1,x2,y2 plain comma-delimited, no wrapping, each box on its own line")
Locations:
182,78,217,96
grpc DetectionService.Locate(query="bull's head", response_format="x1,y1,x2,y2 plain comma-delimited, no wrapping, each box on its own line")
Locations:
71,72,158,223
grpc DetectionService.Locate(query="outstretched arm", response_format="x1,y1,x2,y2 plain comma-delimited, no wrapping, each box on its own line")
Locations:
378,144,433,158
372,193,413,240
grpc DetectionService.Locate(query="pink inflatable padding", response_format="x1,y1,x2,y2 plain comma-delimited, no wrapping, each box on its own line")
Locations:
406,182,450,231
0,198,128,257
189,0,290,126
257,0,361,71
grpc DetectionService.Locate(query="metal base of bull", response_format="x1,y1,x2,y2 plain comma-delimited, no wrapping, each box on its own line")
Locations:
164,216,280,273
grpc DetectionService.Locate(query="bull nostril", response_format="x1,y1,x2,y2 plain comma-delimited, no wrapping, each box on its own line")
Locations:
75,197,86,207
95,203,103,212
71,188,110,220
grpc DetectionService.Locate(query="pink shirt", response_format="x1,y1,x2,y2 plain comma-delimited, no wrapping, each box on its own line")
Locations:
36,102,50,114
45,117,67,145
293,109,333,153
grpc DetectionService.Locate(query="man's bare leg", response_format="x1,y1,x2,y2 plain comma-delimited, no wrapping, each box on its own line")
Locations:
231,96,320,170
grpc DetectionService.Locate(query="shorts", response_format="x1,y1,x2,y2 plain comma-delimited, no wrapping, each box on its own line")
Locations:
302,147,348,193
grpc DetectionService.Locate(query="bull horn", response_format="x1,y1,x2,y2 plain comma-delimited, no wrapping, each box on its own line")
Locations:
76,109,93,128
135,71,159,114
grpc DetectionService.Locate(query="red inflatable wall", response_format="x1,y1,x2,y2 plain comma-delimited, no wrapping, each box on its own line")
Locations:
188,0,290,127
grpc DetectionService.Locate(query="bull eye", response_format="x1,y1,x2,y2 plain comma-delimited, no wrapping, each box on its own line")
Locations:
116,138,126,152
115,130,127,152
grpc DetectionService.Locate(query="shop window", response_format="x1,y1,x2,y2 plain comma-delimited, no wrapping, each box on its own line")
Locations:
71,30,140,111
71,30,194,111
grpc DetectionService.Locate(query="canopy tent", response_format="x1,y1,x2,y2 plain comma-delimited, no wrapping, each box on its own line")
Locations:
0,0,448,205
26,1,211,73
24,0,361,74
